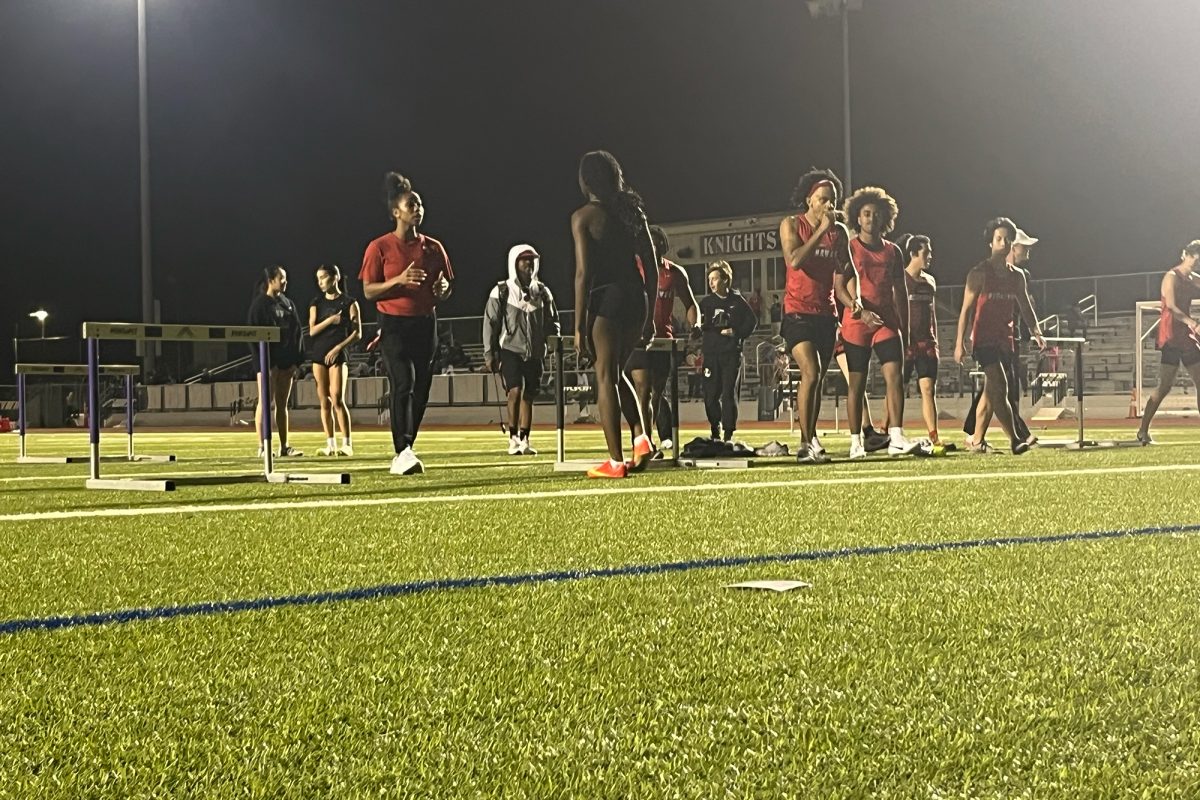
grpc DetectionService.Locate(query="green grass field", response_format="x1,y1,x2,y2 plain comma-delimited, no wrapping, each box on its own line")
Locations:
2,424,1199,798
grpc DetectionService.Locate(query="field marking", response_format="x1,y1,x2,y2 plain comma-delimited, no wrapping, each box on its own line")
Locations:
1,462,1198,523
2,522,1197,638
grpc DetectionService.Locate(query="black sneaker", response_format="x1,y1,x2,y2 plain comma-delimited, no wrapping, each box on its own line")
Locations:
1012,441,1030,455
864,429,891,453
1136,431,1153,446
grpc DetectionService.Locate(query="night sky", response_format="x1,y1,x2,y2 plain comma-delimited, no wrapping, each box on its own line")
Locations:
3,0,1200,371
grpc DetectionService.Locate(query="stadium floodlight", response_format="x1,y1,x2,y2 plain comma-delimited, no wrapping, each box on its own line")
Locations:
137,0,155,375
804,0,864,191
28,309,48,338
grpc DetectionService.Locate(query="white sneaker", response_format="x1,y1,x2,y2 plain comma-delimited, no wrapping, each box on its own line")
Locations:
279,445,304,457
507,435,522,455
519,439,538,456
848,441,866,459
811,436,826,457
338,444,354,457
389,447,424,475
888,434,921,456
256,445,265,458
660,438,674,451
317,446,335,457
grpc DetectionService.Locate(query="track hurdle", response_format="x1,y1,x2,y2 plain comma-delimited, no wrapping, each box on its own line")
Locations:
81,322,350,491
14,363,176,465
550,335,691,471
1025,336,1136,450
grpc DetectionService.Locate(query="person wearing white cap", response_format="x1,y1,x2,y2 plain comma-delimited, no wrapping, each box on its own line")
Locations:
972,226,1039,448
483,244,560,455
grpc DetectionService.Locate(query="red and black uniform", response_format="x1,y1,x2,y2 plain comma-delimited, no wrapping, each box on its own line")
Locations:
627,258,691,373
841,237,904,372
359,231,454,453
781,214,850,364
970,262,1024,366
1157,267,1200,367
905,270,939,381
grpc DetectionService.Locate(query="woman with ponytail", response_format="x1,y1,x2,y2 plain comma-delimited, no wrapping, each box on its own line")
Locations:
571,150,659,479
308,264,361,456
358,171,454,475
247,264,304,457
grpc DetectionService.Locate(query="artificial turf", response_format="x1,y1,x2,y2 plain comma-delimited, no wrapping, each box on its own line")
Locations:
1,426,1198,797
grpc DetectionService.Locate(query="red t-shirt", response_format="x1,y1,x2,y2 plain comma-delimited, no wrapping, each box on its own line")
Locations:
358,232,454,317
841,237,903,344
1157,267,1200,349
654,260,692,338
784,214,849,317
906,270,938,346
971,262,1024,351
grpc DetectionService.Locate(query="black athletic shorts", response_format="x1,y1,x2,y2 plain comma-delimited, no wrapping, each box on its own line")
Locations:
842,337,903,373
1160,343,1200,368
904,353,939,383
587,282,647,324
500,349,543,397
972,345,1011,368
781,313,837,367
625,348,671,373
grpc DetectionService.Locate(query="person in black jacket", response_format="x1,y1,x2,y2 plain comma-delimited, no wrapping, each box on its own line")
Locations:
247,264,304,458
699,260,757,442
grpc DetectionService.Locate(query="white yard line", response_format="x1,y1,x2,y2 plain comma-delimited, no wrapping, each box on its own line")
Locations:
1,463,1195,523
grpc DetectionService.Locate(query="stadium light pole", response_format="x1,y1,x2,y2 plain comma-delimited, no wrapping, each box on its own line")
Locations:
29,310,48,339
806,0,863,192
137,0,156,376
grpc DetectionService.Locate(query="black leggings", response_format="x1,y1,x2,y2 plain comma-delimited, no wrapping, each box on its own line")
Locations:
380,313,436,453
963,349,1030,440
703,351,742,439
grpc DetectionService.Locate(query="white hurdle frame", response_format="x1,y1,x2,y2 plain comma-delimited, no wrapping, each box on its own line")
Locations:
81,321,349,491
550,335,688,471
14,362,176,465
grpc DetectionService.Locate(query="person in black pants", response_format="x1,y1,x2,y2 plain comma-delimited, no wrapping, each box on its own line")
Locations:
699,260,757,442
358,171,454,475
247,264,304,458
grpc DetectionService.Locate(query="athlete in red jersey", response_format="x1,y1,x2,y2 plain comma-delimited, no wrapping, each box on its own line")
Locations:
1137,240,1200,444
840,186,919,458
625,226,698,454
777,168,863,464
360,171,454,475
954,218,1044,455
898,234,946,448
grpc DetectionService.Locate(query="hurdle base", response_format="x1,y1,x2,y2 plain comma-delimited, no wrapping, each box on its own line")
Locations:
553,458,682,473
130,454,178,463
266,471,351,485
681,458,753,469
17,455,90,464
86,478,176,492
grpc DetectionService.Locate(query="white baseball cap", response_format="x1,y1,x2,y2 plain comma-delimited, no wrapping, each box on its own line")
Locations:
1013,228,1039,246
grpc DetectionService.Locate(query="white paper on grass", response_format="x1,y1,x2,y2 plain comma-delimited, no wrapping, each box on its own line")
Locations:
724,580,812,593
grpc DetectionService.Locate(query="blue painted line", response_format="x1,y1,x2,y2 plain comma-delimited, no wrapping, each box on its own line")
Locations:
2,523,1198,638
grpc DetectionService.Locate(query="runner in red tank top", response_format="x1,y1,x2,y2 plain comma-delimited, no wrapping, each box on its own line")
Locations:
777,169,862,464
625,226,698,455
1137,240,1200,444
954,217,1044,455
839,186,920,458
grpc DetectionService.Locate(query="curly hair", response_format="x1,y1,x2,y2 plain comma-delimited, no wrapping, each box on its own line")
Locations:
843,186,899,235
984,217,1017,244
789,168,843,209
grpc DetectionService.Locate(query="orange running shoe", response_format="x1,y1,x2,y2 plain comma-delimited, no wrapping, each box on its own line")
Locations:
627,435,654,473
587,459,627,479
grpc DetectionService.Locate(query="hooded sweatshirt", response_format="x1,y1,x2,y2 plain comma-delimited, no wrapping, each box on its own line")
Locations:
483,244,561,361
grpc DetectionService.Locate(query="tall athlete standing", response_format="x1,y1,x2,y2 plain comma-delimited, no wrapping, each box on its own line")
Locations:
1137,240,1200,444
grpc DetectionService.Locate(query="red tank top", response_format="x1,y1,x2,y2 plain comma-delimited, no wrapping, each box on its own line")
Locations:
784,214,848,317
843,237,902,330
906,270,937,345
971,263,1024,351
653,260,691,338
1157,267,1200,349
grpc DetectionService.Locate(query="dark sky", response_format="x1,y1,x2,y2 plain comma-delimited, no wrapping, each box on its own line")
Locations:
3,0,1200,369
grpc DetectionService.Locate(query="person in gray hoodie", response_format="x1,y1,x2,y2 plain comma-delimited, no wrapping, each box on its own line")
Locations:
483,244,561,454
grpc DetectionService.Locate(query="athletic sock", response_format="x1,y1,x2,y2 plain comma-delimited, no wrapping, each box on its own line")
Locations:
888,426,904,442
327,437,335,450
508,425,518,437
850,433,863,449
519,427,530,441
343,436,352,447
710,427,720,440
